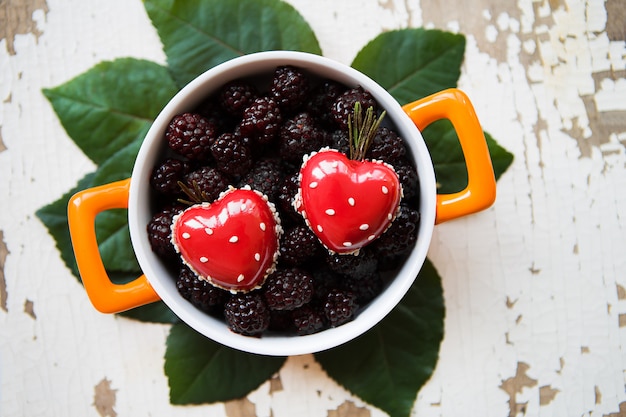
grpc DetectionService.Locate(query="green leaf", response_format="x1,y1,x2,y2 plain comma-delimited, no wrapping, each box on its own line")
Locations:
35,173,178,324
119,301,180,324
42,58,178,165
95,209,140,274
144,0,322,87
422,121,514,194
91,134,144,186
315,260,444,417
38,58,180,323
486,131,515,182
165,323,287,404
36,173,96,279
350,29,513,193
351,28,466,105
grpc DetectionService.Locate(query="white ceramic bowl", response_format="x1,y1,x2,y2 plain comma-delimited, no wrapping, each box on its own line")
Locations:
69,51,496,356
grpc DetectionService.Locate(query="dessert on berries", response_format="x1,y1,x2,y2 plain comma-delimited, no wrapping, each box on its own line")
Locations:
146,65,421,337
170,187,282,292
293,104,402,255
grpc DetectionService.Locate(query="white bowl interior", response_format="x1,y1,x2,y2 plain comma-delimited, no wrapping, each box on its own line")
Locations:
128,51,437,356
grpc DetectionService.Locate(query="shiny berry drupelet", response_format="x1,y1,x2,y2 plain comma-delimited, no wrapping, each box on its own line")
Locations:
147,204,184,260
324,289,358,327
224,292,271,336
331,86,377,129
278,112,326,163
219,80,259,117
373,204,420,257
239,97,283,145
279,225,321,266
292,305,326,335
366,127,406,164
263,267,314,311
183,166,230,203
166,112,216,161
394,160,420,202
150,158,191,196
271,65,309,112
210,132,253,177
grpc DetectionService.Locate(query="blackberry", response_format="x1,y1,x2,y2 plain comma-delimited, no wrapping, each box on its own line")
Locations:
238,158,283,202
305,80,347,129
177,265,228,314
394,160,420,202
331,86,377,129
271,65,309,111
373,204,420,256
239,96,282,145
276,173,302,224
366,127,406,163
210,132,253,177
278,112,326,163
342,272,383,305
328,129,351,155
219,80,259,117
183,166,230,203
166,112,216,161
292,305,326,335
263,267,314,311
279,225,321,266
147,204,184,260
150,158,191,195
325,248,378,279
224,292,271,336
324,289,358,327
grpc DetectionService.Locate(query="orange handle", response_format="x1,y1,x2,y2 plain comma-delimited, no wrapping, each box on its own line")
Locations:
67,178,161,313
402,89,496,224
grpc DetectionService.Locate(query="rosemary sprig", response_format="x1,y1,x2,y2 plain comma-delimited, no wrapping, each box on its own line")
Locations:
177,180,210,205
348,102,386,161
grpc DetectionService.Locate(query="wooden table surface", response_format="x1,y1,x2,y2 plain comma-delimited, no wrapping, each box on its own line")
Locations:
1,0,625,416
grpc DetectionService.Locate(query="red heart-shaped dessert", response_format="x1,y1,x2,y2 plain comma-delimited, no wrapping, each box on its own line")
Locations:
171,187,281,292
294,149,402,254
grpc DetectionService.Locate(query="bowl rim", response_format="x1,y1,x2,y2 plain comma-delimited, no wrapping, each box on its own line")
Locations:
128,50,437,356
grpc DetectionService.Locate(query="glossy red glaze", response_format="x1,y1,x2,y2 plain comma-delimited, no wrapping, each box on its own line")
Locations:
171,188,281,292
296,149,402,254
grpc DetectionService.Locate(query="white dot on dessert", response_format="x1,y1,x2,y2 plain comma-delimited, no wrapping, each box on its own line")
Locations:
309,181,318,188
204,228,213,235
317,224,323,233
182,232,190,239
200,256,208,263
260,222,266,231
343,242,352,247
325,209,335,216
359,224,369,231
229,236,239,243
348,197,355,206
368,235,376,241
254,253,261,261
237,274,245,282
382,185,389,194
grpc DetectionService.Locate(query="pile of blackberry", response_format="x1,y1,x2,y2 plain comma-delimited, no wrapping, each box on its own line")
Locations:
147,65,421,337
